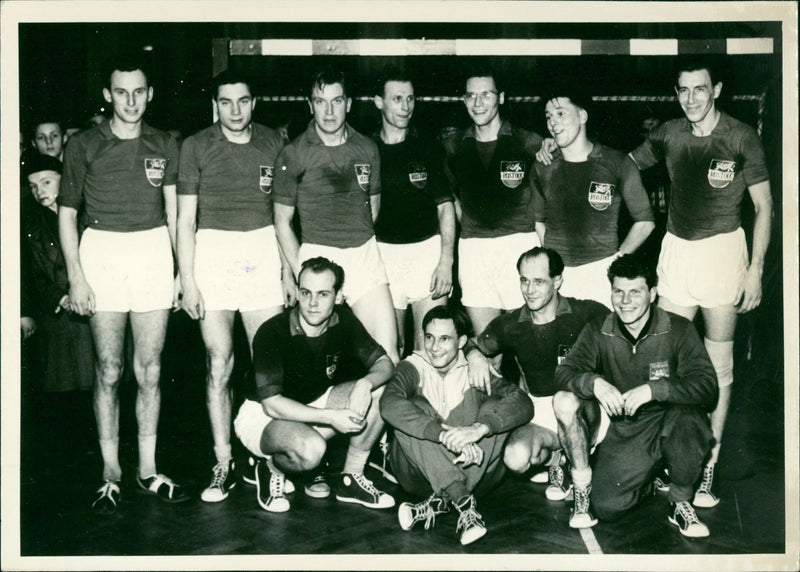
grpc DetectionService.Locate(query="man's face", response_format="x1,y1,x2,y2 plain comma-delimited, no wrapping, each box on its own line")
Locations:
33,123,63,158
675,69,721,125
214,82,255,136
464,76,503,128
375,81,415,130
423,318,466,373
309,82,351,135
297,269,342,327
519,254,561,312
27,170,61,209
610,276,656,330
103,70,152,125
545,97,585,150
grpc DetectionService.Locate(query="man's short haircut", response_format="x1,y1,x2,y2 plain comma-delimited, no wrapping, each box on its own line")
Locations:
675,56,720,88
22,152,63,179
542,87,593,117
212,70,254,99
516,246,565,278
309,68,348,100
422,305,473,339
298,257,345,293
607,253,657,289
373,65,413,97
30,118,64,140
104,52,150,89
463,61,503,94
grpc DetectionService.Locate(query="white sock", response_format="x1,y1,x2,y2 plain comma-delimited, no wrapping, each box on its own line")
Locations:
343,445,371,475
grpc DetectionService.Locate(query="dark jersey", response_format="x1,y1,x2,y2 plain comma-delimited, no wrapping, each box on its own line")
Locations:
177,122,284,231
248,305,386,405
629,112,769,240
372,131,453,244
59,121,179,232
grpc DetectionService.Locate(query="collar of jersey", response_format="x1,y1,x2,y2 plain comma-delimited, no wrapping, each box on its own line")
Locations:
98,120,154,140
303,120,356,146
518,294,573,323
463,119,512,141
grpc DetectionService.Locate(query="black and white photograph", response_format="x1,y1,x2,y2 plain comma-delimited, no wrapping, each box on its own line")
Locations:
1,1,797,570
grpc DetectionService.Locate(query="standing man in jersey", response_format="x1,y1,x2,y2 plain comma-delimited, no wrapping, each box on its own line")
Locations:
59,55,188,514
533,91,655,306
465,247,609,498
628,59,772,506
371,67,456,355
442,64,544,336
177,70,293,503
273,68,400,365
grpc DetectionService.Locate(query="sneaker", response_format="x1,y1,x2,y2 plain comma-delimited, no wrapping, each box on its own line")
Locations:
255,457,290,513
545,462,573,502
569,485,598,529
245,456,294,493
136,473,191,503
454,496,487,546
335,472,395,509
304,471,331,499
200,459,237,503
654,467,671,494
669,501,710,538
398,494,449,531
529,470,549,484
692,464,720,508
92,480,121,515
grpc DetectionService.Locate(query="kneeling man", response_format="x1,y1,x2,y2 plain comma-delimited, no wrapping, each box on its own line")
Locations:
234,257,395,513
381,306,533,545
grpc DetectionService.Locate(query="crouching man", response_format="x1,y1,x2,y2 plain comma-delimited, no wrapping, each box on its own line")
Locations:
380,306,533,545
553,254,718,537
233,257,395,513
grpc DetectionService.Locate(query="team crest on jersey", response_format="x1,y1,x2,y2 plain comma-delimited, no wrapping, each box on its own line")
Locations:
557,344,572,365
649,361,670,381
354,164,371,192
408,162,428,189
144,158,167,187
500,161,525,189
326,354,340,379
588,181,615,211
259,166,274,194
707,159,736,188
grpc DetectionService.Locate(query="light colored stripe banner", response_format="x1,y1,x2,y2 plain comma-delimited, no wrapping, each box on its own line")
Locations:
232,38,773,57
255,94,762,103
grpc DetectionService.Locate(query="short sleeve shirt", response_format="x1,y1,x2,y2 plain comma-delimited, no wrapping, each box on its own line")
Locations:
443,121,542,239
373,131,453,244
629,112,769,240
59,121,179,232
273,121,381,248
533,144,653,266
249,304,386,405
177,122,284,231
477,296,609,396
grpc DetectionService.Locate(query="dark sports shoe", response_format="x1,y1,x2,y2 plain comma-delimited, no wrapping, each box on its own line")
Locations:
335,472,395,509
92,480,121,515
136,473,190,503
398,494,449,531
200,459,237,503
654,467,671,494
669,501,710,537
244,455,295,493
692,464,720,508
545,457,573,502
304,471,331,499
255,457,290,513
454,495,487,546
569,484,598,529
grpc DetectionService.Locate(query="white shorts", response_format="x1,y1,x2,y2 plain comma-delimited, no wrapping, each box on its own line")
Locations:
194,226,284,312
528,394,609,449
234,388,333,457
559,254,617,309
657,229,748,308
79,226,173,313
299,238,388,305
377,235,443,310
459,232,540,310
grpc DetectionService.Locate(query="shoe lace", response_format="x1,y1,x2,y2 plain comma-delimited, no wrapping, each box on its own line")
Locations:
310,473,327,486
456,499,485,536
352,473,379,495
209,461,229,489
269,471,286,497
675,501,700,525
573,485,591,513
413,495,448,530
549,464,564,488
697,464,714,494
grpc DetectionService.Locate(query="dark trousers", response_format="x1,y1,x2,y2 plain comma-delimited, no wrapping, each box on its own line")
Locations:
592,405,713,521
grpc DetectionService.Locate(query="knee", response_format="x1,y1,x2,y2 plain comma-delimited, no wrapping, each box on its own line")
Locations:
553,391,581,422
291,434,327,472
96,357,123,386
205,350,234,384
503,439,532,473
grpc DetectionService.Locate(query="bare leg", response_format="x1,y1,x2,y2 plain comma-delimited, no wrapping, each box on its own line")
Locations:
504,423,560,473
199,310,236,460
259,419,328,473
465,306,501,340
351,284,400,364
241,306,283,357
553,391,600,472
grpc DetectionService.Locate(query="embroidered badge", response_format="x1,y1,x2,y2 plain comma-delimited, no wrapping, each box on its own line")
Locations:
355,163,371,192
500,161,525,189
144,158,167,187
259,166,274,194
588,181,615,211
707,159,736,189
408,162,428,189
649,360,670,381
326,354,340,379
557,344,572,365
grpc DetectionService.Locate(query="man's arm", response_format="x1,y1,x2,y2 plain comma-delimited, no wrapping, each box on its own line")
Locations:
618,221,655,255
274,203,301,279
380,360,446,441
162,183,181,309
617,156,655,255
262,395,365,434
58,206,94,316
430,201,455,299
370,194,381,223
737,180,773,313
275,240,297,307
176,194,203,319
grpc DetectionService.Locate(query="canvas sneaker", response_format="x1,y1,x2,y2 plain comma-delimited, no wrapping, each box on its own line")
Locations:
692,464,720,508
669,501,710,538
92,480,121,515
569,484,598,528
398,494,449,531
245,456,294,493
545,455,573,501
200,459,237,503
454,495,487,546
255,456,290,513
335,472,395,509
304,471,331,499
654,467,671,494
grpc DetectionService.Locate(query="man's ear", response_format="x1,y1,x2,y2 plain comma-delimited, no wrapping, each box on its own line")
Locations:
458,334,468,350
373,95,384,110
102,88,112,103
335,290,345,305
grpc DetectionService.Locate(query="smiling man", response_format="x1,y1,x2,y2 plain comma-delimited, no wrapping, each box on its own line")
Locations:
553,254,717,537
